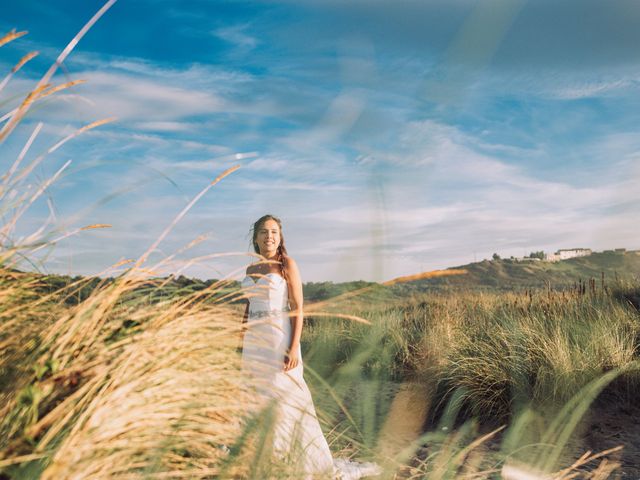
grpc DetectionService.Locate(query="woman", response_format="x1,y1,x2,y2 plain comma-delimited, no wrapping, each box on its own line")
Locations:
240,214,382,479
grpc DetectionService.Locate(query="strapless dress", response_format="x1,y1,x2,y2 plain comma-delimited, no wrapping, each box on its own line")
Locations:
239,272,382,479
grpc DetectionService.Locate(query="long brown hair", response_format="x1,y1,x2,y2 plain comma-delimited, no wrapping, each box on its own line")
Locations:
250,214,288,283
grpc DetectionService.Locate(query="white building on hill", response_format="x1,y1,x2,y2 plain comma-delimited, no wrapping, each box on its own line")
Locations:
544,248,592,262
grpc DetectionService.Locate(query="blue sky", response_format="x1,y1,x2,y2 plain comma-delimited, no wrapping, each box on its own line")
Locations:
2,0,640,282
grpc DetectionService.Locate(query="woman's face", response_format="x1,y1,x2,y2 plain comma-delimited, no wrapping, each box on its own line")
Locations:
256,218,281,257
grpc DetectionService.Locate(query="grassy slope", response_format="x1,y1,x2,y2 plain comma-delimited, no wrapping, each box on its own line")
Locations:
22,250,640,304
388,250,640,294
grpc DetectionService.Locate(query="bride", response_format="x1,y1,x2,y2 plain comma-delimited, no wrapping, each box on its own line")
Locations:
239,214,382,479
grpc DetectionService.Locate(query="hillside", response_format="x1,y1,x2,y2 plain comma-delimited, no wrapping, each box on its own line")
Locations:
388,250,640,294
9,250,640,305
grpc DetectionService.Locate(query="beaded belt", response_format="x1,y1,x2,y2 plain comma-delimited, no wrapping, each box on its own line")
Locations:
249,309,288,319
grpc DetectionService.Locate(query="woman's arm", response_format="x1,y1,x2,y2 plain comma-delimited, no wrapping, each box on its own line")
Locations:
238,301,249,353
284,256,303,371
242,265,252,325
239,269,251,351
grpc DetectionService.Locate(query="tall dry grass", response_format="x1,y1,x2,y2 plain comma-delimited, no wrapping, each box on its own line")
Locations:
0,9,258,479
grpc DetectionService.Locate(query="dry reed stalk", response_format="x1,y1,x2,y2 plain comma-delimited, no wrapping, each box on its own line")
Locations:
1,159,72,251
48,117,117,152
112,258,135,268
0,83,50,124
0,0,118,142
38,79,86,99
132,163,241,271
35,304,253,479
0,453,48,469
501,445,624,480
167,255,268,305
0,29,27,48
0,122,42,190
12,51,39,73
1,79,88,122
81,223,112,231
1,118,115,257
382,268,468,286
0,51,39,95
551,446,624,480
144,235,212,278
584,459,621,480
29,223,112,255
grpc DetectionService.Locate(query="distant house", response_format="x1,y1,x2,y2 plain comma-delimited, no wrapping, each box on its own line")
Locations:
544,248,592,262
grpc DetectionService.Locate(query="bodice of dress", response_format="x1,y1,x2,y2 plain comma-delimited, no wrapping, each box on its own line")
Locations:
240,272,289,315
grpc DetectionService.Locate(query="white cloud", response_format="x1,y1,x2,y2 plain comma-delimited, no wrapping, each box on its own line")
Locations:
56,70,225,121
2,54,269,128
71,53,255,88
213,24,258,51
237,178,353,192
472,67,640,101
246,156,290,171
550,79,632,100
307,203,470,227
133,121,193,132
80,129,231,154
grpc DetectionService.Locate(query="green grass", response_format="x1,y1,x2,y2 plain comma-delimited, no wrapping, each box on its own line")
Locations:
303,285,640,420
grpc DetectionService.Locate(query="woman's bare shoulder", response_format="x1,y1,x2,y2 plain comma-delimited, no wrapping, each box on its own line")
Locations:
282,255,299,270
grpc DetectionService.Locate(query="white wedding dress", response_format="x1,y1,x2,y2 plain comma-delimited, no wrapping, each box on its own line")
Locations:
240,272,382,480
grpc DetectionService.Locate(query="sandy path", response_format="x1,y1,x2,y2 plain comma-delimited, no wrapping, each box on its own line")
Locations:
375,382,432,465
372,382,639,478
